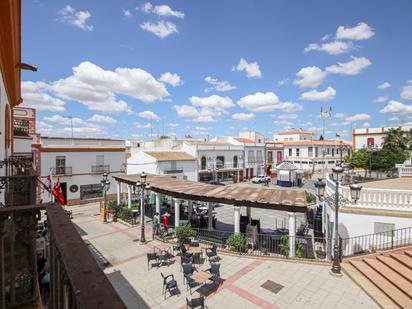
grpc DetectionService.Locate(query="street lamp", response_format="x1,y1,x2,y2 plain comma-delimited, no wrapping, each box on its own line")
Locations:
101,172,111,223
136,172,151,243
316,164,362,275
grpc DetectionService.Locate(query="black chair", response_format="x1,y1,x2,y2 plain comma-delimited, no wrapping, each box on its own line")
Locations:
182,262,195,284
205,263,221,284
191,239,200,247
158,250,170,267
161,273,178,299
186,296,205,309
206,243,218,262
147,252,158,270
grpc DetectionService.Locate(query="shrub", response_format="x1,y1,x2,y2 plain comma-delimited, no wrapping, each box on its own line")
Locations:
226,234,246,253
279,235,304,258
175,224,197,243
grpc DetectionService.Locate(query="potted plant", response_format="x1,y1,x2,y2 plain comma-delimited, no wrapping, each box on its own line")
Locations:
226,234,246,253
175,224,197,244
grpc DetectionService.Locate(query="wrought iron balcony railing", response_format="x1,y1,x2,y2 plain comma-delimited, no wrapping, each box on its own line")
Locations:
91,164,110,174
13,119,30,137
53,166,73,176
164,169,184,174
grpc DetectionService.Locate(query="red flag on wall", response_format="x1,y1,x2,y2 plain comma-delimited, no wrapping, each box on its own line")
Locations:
52,178,65,205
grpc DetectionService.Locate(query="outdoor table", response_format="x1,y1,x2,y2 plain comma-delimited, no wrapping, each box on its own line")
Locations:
192,269,210,285
186,246,202,255
154,243,171,253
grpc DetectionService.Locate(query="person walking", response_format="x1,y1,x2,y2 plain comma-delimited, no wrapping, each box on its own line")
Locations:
153,212,160,238
162,212,170,234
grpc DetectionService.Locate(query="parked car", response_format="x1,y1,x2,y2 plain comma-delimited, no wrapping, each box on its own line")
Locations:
251,175,271,184
207,180,225,186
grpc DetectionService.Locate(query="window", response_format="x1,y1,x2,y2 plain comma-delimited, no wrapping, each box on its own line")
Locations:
288,148,292,157
296,148,300,157
233,155,238,168
56,156,66,175
216,156,225,168
5,105,11,149
256,150,263,162
367,137,375,148
96,155,104,166
327,148,330,155
308,147,313,157
332,148,335,157
248,150,254,162
171,161,177,170
201,156,207,170
80,184,103,200
374,222,395,236
267,151,273,163
315,147,318,157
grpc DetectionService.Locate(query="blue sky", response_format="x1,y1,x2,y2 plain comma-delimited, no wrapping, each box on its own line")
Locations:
22,0,412,140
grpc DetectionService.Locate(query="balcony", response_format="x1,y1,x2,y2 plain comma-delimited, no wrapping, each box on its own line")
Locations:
53,166,73,176
13,119,30,137
0,204,126,308
164,169,184,174
91,164,110,174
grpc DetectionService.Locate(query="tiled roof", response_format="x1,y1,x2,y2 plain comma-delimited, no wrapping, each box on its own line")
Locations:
278,129,314,135
275,161,298,170
234,137,255,143
282,140,352,147
144,151,196,161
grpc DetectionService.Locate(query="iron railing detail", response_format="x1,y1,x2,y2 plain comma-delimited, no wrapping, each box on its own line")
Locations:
340,226,412,257
52,166,73,176
91,165,110,174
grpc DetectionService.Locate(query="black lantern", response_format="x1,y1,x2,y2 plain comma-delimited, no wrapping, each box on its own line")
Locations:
349,180,362,204
314,178,326,198
331,165,344,182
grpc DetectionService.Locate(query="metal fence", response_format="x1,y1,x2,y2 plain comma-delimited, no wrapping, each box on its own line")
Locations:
91,164,110,174
340,226,412,257
193,228,330,262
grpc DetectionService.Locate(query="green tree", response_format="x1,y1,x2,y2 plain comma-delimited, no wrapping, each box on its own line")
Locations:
345,149,370,177
382,127,409,152
370,149,409,172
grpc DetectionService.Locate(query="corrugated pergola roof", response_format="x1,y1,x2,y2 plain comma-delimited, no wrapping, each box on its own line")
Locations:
113,174,308,213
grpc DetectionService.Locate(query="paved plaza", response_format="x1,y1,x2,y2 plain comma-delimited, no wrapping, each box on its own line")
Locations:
71,203,378,309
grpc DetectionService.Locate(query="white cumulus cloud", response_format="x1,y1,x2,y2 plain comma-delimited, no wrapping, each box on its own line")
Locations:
140,20,178,38
141,2,184,18
205,76,236,92
293,66,327,88
237,92,302,113
380,100,412,114
22,81,66,112
401,80,412,100
233,58,262,79
299,87,336,101
190,95,234,110
44,114,84,125
304,41,351,55
325,56,371,75
138,110,160,121
58,5,93,31
377,82,391,90
88,114,117,124
373,96,389,103
336,22,375,41
346,113,371,122
232,113,255,121
159,72,183,87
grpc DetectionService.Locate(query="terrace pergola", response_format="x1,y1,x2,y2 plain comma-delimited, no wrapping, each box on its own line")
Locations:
113,174,308,256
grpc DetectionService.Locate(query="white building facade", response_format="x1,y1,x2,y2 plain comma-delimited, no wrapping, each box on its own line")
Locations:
127,151,197,181
39,137,126,205
323,177,412,256
353,126,412,151
180,141,244,182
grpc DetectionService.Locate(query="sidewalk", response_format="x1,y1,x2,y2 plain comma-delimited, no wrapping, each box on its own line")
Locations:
71,203,378,309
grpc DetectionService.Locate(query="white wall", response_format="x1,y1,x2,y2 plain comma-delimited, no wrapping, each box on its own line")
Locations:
40,150,125,202
0,73,10,205
127,151,197,181
14,136,33,153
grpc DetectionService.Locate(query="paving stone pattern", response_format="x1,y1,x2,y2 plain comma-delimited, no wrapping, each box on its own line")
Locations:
70,203,378,309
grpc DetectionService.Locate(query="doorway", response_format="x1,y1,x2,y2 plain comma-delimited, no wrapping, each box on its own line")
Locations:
60,182,67,204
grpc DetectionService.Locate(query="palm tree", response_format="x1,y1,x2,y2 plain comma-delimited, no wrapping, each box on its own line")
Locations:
382,127,408,152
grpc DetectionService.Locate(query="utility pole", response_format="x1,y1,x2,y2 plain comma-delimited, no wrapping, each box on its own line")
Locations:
320,107,331,178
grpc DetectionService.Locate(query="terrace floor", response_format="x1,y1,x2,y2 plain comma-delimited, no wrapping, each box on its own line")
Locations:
71,202,378,309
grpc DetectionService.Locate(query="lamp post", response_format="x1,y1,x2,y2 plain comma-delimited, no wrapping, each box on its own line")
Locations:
315,165,362,275
136,172,150,243
101,172,111,223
